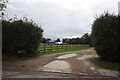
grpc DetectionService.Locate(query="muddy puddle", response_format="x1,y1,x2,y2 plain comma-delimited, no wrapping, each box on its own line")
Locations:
56,53,78,59
78,55,93,60
41,60,71,73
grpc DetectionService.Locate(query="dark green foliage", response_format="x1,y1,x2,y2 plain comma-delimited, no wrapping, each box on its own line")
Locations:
41,37,51,43
54,38,61,42
0,0,8,18
62,33,92,45
90,58,120,70
91,12,119,62
80,33,91,44
2,19,43,57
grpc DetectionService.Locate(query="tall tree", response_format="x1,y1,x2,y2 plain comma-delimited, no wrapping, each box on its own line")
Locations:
91,12,118,62
2,19,43,56
0,0,8,18
54,38,60,42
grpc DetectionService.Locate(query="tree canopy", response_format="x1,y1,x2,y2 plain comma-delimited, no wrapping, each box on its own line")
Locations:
62,33,91,44
91,12,119,62
2,18,43,56
54,38,61,42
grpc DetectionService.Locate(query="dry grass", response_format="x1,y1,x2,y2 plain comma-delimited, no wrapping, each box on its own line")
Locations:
83,51,96,55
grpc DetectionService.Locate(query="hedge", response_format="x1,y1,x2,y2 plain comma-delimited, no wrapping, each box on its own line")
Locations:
2,19,43,57
91,12,119,62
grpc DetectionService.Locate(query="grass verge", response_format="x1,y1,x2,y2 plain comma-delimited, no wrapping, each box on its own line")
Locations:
2,55,36,61
90,58,120,71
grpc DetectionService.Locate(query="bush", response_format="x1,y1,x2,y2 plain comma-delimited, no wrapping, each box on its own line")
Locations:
2,19,43,57
91,12,119,62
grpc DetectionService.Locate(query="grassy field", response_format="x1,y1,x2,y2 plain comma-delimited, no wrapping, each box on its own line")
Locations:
90,58,120,71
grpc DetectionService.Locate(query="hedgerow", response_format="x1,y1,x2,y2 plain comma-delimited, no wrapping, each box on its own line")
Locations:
2,19,43,57
92,12,119,62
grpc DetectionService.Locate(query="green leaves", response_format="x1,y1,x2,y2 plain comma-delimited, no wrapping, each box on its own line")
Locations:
62,33,91,45
91,12,119,62
2,19,43,57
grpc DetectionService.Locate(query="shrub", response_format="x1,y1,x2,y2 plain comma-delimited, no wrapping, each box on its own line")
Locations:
91,12,119,62
2,19,43,57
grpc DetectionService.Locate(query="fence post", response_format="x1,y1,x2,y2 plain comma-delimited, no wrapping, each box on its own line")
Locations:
57,44,58,50
62,44,63,50
51,44,52,51
70,44,71,49
66,44,67,49
44,44,46,52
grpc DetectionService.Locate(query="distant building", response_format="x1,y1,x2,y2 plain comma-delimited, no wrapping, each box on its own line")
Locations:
48,41,55,45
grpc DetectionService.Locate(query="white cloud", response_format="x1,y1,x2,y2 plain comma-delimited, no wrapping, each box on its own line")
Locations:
5,0,119,40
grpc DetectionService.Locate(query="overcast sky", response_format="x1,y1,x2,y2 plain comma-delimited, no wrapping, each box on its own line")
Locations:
5,0,119,40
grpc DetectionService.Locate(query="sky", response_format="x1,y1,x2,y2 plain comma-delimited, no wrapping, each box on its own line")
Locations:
5,0,119,40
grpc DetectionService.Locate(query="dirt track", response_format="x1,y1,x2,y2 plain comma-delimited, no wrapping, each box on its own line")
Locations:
2,48,120,78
